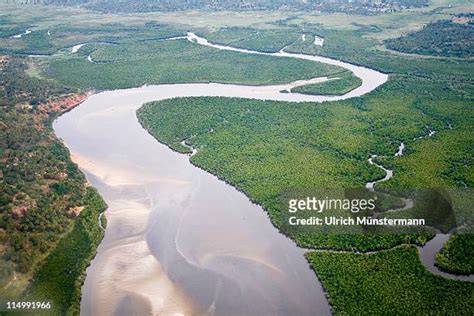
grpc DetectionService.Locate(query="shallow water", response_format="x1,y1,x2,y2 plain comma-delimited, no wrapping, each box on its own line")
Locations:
11,29,31,39
71,43,86,53
54,34,389,315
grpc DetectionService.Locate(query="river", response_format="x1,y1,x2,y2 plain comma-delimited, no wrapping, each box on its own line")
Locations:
53,33,392,315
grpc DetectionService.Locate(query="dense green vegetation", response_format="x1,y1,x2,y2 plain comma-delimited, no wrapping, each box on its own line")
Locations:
0,20,186,56
385,17,474,58
200,27,301,52
12,30,57,55
0,57,73,105
0,55,105,313
291,71,362,96
136,18,473,312
137,68,472,251
0,22,28,39
0,17,349,91
435,233,474,275
137,74,472,192
1,3,473,315
25,188,105,315
307,246,473,315
20,0,428,14
1,58,78,275
44,38,344,90
281,24,473,78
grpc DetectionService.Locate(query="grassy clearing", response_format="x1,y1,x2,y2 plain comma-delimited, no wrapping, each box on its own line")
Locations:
0,4,287,32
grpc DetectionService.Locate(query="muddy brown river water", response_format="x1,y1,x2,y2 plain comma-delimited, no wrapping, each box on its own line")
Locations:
53,33,393,315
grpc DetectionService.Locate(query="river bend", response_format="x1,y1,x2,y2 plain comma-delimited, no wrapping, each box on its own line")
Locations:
54,33,389,315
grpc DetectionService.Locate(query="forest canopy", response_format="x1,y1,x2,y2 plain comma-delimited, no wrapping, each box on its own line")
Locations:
385,16,474,58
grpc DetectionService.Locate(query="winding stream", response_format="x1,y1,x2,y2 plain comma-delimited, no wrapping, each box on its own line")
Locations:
53,33,469,316
364,138,473,282
418,234,474,281
11,29,31,39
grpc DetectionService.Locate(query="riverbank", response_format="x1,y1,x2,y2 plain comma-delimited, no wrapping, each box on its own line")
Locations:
52,31,472,315
130,34,473,314
53,29,455,315
25,188,106,315
0,54,107,314
52,35,388,310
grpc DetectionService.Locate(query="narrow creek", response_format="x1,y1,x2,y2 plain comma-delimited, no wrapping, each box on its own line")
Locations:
364,136,473,282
